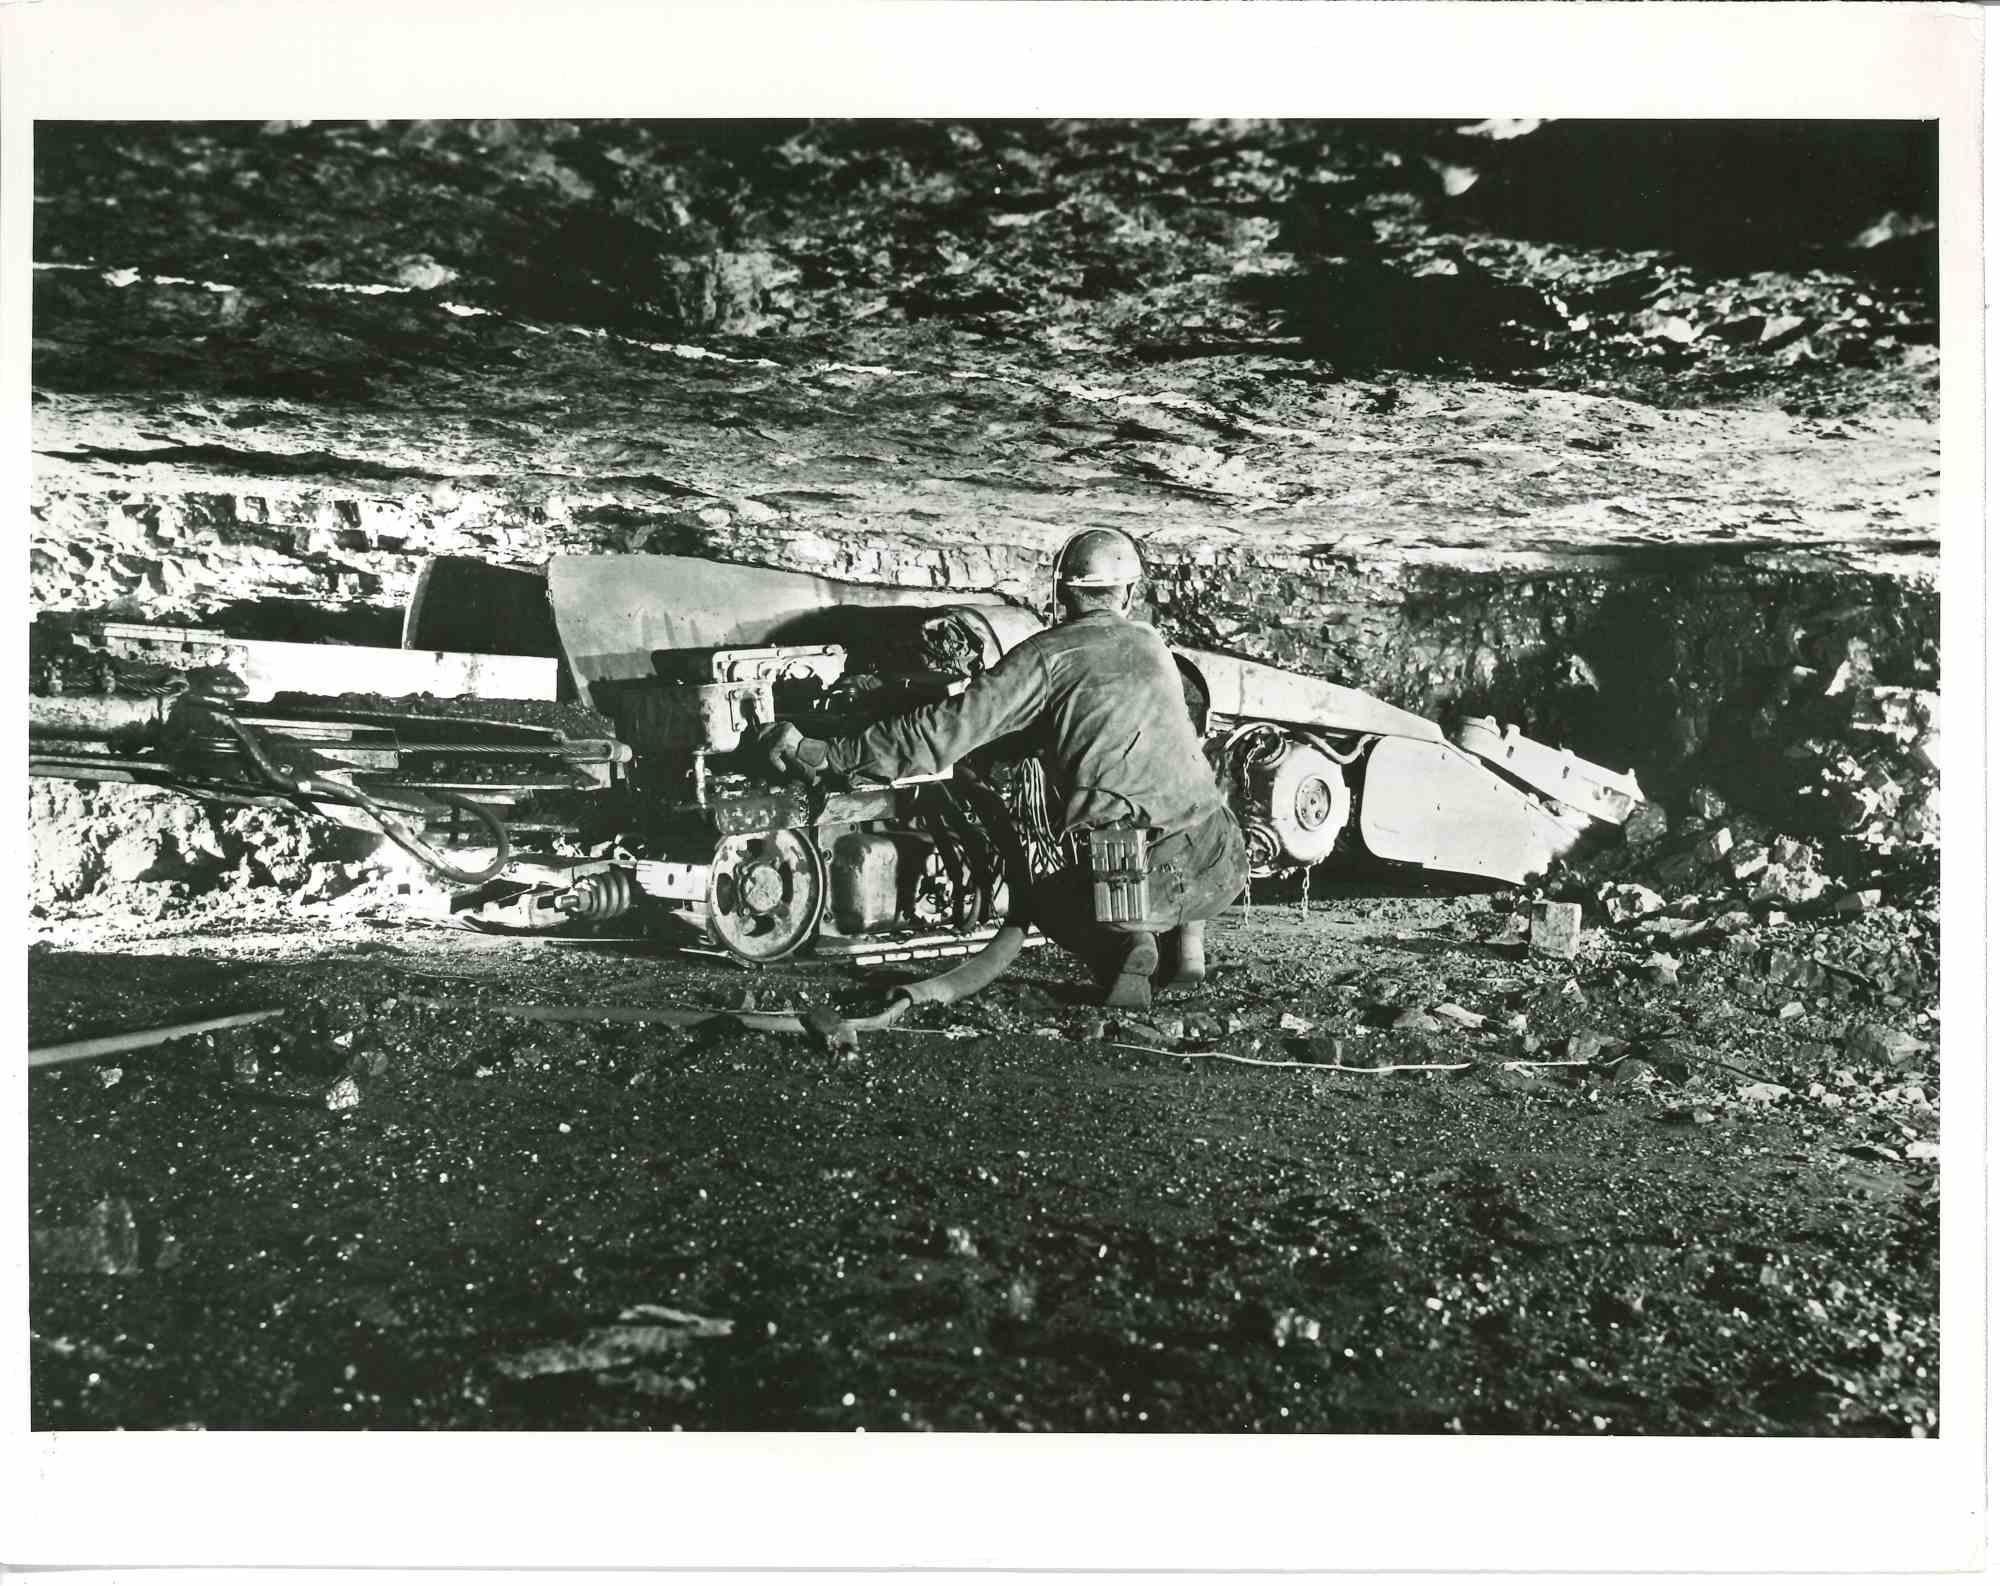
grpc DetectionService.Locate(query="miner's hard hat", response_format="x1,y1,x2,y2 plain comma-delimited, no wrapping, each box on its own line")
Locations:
1054,529,1143,589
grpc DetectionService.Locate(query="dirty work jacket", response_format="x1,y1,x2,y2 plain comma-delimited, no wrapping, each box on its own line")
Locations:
823,610,1228,840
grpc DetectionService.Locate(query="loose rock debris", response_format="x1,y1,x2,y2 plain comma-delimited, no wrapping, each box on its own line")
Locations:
28,873,1940,1433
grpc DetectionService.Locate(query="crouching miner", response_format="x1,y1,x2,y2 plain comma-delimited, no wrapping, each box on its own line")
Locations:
756,529,1248,1011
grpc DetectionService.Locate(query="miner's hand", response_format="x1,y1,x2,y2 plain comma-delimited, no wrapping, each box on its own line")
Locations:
756,721,830,786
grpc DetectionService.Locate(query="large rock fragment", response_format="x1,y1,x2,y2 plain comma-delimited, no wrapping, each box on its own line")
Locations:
1752,863,1830,907
1601,882,1666,925
1622,803,1670,850
1530,900,1583,959
1763,947,1827,990
664,250,801,335
1845,1022,1926,1069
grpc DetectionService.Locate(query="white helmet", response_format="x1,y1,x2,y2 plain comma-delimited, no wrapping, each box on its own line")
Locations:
1050,529,1143,618
1055,528,1144,587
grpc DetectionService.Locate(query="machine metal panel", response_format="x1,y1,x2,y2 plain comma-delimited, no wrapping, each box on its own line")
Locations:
829,833,900,934
547,555,1026,691
94,623,556,703
1357,737,1582,884
609,679,774,754
708,645,847,687
1177,647,1446,743
1453,716,1645,826
634,861,711,903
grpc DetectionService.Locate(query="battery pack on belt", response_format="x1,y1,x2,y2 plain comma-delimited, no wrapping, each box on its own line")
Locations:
1088,824,1156,926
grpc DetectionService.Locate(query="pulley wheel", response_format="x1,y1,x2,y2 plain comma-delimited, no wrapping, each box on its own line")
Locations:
706,829,826,964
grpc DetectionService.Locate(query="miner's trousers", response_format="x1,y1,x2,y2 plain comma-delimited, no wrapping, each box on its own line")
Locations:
1029,804,1249,981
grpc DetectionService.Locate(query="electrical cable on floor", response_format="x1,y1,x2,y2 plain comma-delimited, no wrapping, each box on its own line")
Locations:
1112,1043,1621,1076
1113,1042,1468,1073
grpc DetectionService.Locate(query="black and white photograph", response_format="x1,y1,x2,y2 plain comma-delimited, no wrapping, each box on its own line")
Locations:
3,2,1985,1574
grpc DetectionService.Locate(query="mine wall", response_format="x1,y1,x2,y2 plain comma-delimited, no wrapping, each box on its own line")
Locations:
29,458,1939,744
27,473,1938,919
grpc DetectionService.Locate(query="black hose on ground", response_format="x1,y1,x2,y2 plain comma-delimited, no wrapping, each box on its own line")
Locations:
891,766,1036,1010
891,925,1029,1009
399,926,1027,1037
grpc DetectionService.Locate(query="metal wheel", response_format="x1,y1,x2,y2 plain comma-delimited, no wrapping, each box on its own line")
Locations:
706,828,826,964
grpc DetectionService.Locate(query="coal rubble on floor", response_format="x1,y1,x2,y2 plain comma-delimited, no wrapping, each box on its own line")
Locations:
1503,649,1943,1108
1566,629,1937,894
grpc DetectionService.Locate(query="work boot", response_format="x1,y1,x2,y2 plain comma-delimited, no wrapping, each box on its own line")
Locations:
1101,932,1158,1010
1159,920,1207,990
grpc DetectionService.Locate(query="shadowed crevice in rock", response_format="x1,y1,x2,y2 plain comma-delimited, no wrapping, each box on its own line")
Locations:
37,443,457,484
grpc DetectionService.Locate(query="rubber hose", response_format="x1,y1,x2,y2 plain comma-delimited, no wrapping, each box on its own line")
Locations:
892,767,1035,1009
891,923,1029,1009
407,939,1019,1030
400,994,920,1042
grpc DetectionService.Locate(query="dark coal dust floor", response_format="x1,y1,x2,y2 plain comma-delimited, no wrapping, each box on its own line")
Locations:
28,891,1938,1434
